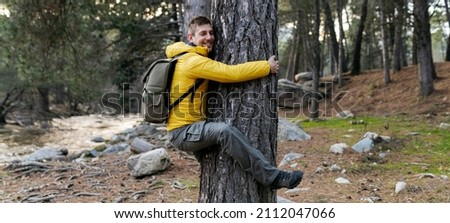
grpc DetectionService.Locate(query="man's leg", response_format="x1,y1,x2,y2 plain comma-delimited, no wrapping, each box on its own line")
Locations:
169,121,278,186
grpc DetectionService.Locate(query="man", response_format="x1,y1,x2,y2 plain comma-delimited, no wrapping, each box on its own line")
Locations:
167,16,303,189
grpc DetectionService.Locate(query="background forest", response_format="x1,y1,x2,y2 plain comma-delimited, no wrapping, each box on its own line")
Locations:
0,0,449,124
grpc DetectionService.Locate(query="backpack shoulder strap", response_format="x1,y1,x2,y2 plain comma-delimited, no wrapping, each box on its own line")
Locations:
168,79,205,110
171,52,187,61
141,52,187,83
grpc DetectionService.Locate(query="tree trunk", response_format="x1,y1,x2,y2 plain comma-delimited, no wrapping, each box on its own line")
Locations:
0,88,25,124
393,0,406,72
310,0,321,119
323,0,339,75
351,0,368,75
446,36,450,62
198,0,278,203
286,11,301,81
414,0,435,96
337,0,348,74
299,8,313,72
444,0,450,61
286,30,297,80
171,3,181,42
37,87,50,113
380,0,391,85
183,0,211,41
336,0,344,86
366,31,377,70
412,34,418,65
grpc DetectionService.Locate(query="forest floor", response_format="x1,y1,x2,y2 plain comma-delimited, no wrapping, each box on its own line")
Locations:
0,62,449,203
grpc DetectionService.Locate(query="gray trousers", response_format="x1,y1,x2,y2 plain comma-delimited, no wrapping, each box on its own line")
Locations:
168,121,279,186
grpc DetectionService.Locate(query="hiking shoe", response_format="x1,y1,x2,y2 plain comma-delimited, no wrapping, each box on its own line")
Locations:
269,171,303,189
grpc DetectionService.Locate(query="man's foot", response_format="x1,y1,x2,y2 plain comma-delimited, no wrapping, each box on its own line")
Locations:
269,171,303,189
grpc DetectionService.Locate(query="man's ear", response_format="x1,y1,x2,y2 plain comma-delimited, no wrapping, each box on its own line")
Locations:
187,33,193,42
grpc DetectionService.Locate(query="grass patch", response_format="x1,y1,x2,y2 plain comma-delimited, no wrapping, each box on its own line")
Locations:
296,115,450,175
178,178,199,189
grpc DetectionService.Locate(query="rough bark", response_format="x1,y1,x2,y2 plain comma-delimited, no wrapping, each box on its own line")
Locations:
0,88,25,124
310,0,321,119
444,0,450,61
413,0,435,96
286,11,301,81
380,0,391,85
351,0,368,75
197,0,278,202
393,0,406,72
336,0,344,86
323,0,339,75
37,87,51,113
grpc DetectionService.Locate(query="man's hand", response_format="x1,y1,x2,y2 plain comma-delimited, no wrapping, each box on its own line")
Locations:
268,55,279,74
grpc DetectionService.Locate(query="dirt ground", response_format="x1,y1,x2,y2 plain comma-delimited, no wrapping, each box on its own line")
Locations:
0,62,449,203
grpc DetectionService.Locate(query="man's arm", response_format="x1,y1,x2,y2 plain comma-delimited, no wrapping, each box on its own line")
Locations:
184,55,279,83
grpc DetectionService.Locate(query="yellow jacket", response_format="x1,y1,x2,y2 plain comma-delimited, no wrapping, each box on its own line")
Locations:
166,42,271,131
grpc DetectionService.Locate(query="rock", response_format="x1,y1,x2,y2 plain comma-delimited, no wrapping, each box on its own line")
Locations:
77,149,99,158
335,177,351,184
73,157,89,163
395,181,407,193
91,136,105,143
134,124,159,136
379,152,388,159
284,188,309,196
329,164,341,172
125,132,138,141
380,135,391,142
119,128,135,135
277,196,295,203
415,173,436,179
439,123,449,129
352,137,374,153
278,118,311,141
329,143,347,154
363,132,379,140
277,79,308,108
127,148,171,178
126,154,140,170
103,143,129,154
349,120,366,125
314,167,324,174
24,147,68,162
130,137,158,154
405,132,420,136
109,135,127,144
171,180,187,190
361,196,381,203
294,72,314,82
337,110,354,119
301,80,328,99
279,152,304,167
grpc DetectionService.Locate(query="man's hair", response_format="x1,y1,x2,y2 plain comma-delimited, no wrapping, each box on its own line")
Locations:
188,16,212,35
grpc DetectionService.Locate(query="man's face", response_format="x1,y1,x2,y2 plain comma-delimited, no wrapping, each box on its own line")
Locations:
188,24,215,52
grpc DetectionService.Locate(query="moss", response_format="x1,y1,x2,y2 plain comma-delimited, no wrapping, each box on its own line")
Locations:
93,144,107,152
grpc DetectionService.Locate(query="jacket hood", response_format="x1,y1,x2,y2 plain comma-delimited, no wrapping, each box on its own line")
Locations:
165,42,209,58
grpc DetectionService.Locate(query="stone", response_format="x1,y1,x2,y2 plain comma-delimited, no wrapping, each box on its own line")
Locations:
127,148,171,178
335,177,351,184
395,181,407,193
329,143,348,154
130,137,158,154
